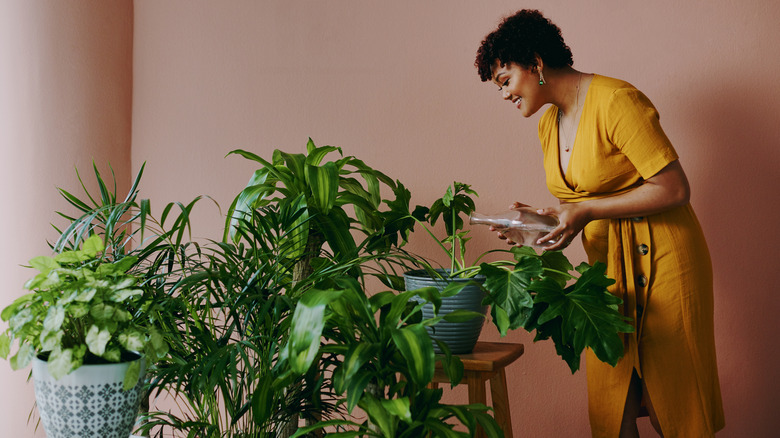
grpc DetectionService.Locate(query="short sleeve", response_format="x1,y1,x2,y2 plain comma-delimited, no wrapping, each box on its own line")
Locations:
607,88,678,179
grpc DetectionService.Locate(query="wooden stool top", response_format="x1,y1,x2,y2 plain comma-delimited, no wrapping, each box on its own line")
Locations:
439,341,524,372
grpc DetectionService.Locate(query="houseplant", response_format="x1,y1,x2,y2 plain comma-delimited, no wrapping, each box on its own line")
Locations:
282,268,503,437
137,206,338,437
405,182,634,372
136,139,428,437
0,163,202,437
0,235,164,437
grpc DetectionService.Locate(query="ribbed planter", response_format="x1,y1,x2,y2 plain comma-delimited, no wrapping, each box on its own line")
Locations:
32,352,146,438
404,269,488,354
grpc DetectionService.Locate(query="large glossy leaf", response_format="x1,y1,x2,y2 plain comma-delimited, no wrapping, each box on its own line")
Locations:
305,161,339,213
285,288,343,373
315,207,358,260
391,324,435,386
480,259,539,335
359,394,398,437
334,342,378,394
531,262,631,370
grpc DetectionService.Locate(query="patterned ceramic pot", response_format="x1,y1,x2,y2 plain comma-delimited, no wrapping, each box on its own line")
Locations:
32,352,146,438
404,269,488,354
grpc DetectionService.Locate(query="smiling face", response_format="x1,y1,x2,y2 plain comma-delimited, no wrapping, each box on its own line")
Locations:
491,60,544,118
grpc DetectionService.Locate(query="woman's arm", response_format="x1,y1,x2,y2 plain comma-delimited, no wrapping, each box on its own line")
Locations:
533,159,690,251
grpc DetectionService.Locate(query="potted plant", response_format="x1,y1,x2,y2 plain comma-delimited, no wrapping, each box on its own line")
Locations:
0,234,164,437
0,163,201,438
135,139,425,437
283,267,504,437
404,182,634,372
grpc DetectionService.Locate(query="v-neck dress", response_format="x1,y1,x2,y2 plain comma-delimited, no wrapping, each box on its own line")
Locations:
538,75,725,437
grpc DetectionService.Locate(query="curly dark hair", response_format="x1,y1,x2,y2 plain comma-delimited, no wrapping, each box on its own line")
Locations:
475,9,573,82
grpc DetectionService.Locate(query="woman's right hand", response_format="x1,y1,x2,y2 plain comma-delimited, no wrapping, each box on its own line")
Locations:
490,202,530,245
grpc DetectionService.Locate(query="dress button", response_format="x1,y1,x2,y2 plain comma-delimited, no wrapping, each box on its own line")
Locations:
636,274,648,287
631,216,644,222
637,244,649,255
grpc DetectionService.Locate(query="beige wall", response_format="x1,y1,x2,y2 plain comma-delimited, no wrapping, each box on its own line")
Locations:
0,1,133,436
2,0,779,436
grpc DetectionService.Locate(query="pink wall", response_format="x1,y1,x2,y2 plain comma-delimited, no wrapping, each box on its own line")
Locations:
2,0,778,436
0,1,133,436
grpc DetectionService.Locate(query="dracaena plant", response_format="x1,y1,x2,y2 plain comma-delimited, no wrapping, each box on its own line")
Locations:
409,182,634,372
281,262,503,438
225,138,418,284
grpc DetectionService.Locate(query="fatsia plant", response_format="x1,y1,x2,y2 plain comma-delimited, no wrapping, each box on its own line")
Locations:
409,182,634,372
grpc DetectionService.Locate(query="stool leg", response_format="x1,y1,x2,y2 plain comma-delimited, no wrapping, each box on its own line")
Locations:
490,368,513,438
467,372,488,438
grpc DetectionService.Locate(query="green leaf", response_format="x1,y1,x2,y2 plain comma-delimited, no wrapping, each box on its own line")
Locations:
286,289,343,374
81,234,104,257
42,305,65,332
0,333,10,359
344,372,373,414
381,397,412,423
39,330,63,351
473,410,505,438
316,208,358,260
28,256,59,275
47,348,74,379
480,261,538,335
441,310,485,323
439,351,464,387
1,294,34,322
86,325,112,356
118,330,145,352
531,262,632,371
391,324,435,386
123,359,141,391
304,139,342,166
335,342,376,394
359,394,398,437
9,341,34,370
305,161,339,213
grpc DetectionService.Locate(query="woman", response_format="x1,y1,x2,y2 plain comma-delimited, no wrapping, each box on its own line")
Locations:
474,9,725,438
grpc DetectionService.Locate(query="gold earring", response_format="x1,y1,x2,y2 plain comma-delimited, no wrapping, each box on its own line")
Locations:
539,70,545,85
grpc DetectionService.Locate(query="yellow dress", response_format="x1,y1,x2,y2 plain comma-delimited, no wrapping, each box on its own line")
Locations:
538,75,725,437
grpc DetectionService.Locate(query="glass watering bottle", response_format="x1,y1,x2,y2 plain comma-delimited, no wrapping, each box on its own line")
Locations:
469,207,560,248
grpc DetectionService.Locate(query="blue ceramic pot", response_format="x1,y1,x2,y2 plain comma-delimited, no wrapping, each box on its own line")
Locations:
404,269,487,354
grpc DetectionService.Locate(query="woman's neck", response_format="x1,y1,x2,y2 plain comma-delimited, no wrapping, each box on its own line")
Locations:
545,67,588,115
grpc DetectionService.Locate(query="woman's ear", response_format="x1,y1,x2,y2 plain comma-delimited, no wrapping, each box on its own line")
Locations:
534,53,544,72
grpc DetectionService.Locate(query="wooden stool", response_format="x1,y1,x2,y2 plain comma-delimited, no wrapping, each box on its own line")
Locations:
431,342,524,438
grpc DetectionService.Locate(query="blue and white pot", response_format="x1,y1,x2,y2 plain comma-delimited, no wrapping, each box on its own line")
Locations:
404,269,488,354
32,352,146,438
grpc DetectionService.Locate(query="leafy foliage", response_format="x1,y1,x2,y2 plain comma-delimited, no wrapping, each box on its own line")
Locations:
225,138,416,263
411,183,634,373
1,162,205,392
139,208,332,437
283,278,503,437
481,247,634,372
0,235,167,388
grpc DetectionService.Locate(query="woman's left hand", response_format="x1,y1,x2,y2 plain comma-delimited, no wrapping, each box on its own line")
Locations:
535,202,592,251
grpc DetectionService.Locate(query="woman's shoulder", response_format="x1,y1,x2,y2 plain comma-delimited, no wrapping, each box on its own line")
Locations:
590,74,639,96
589,74,656,111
